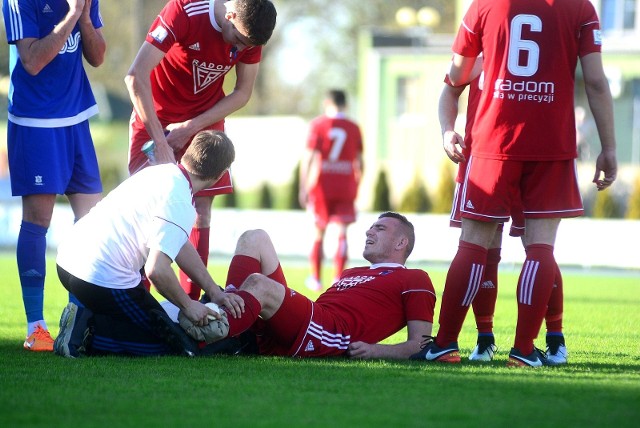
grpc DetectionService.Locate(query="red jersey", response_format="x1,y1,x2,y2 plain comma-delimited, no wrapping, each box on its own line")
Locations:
315,265,436,345
452,0,602,161
307,113,363,200
145,0,262,123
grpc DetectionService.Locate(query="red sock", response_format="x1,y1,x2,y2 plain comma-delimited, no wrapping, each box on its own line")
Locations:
310,239,323,282
545,262,564,334
226,290,262,337
514,244,556,355
179,227,210,300
334,233,348,278
436,241,487,347
473,247,500,334
226,255,261,289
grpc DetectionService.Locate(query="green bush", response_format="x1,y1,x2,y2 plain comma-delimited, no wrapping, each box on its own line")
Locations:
399,174,432,213
259,182,274,209
626,175,640,219
432,162,456,214
592,189,623,218
220,189,238,208
288,162,303,210
372,169,392,212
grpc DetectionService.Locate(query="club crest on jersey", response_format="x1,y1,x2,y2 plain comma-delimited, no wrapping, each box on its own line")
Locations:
192,60,231,94
150,26,169,43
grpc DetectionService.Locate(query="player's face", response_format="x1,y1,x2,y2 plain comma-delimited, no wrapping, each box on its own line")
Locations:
362,217,401,264
222,5,254,52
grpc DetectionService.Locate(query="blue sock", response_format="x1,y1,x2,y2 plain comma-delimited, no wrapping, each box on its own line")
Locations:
17,221,48,323
546,332,564,337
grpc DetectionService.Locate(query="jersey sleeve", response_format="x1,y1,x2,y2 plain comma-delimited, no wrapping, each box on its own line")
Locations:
147,200,195,261
3,0,39,42
146,0,186,53
402,270,437,323
578,1,602,57
91,0,104,29
452,0,483,57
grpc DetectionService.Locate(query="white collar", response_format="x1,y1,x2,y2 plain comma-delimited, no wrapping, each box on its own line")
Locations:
369,263,405,270
209,1,222,32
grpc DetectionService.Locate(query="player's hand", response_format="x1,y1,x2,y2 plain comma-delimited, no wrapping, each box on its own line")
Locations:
442,130,466,163
182,300,214,327
593,148,617,191
347,341,376,359
67,0,86,17
154,138,177,165
211,291,245,319
165,123,194,152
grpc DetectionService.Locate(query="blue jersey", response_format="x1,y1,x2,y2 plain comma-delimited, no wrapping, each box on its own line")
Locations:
2,0,103,127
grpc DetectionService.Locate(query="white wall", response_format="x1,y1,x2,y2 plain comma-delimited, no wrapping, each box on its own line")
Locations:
1,201,638,270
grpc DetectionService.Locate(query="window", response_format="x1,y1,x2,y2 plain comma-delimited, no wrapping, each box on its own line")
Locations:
600,0,637,34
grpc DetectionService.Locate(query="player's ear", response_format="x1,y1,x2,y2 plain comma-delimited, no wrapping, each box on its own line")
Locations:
396,236,408,252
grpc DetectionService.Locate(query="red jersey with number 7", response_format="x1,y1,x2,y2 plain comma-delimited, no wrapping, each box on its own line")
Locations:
307,114,363,200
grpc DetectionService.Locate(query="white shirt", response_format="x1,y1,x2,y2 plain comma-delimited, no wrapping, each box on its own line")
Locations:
57,164,196,289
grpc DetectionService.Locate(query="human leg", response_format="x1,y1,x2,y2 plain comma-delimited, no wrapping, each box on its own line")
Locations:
333,222,349,283
307,224,325,291
545,262,567,364
19,194,56,350
179,195,214,300
413,219,497,362
509,218,560,365
57,265,196,356
469,231,502,361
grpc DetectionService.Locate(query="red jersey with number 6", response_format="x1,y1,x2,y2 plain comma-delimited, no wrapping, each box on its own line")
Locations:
452,0,602,161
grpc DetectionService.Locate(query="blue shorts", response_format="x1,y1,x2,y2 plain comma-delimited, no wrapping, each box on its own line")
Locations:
8,121,102,196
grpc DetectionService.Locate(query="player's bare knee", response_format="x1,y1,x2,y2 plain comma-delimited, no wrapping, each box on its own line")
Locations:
235,229,270,255
239,272,283,311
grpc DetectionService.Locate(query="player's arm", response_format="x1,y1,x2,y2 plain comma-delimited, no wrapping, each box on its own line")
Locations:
78,0,106,67
124,42,176,165
174,242,244,319
448,53,477,87
145,248,216,326
172,61,260,144
15,0,84,75
580,52,617,191
439,83,466,163
346,320,433,360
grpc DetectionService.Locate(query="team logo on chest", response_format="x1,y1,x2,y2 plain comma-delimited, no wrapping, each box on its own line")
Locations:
192,60,231,94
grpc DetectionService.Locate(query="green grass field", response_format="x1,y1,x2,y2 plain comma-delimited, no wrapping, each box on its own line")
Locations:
0,253,639,428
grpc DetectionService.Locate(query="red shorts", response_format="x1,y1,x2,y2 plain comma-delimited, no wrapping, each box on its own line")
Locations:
310,192,356,229
128,113,233,196
253,268,349,358
460,157,583,222
451,175,524,237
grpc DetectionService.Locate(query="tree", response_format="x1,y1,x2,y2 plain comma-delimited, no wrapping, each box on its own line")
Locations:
432,161,456,213
399,174,431,213
625,175,640,219
372,169,392,212
288,162,303,210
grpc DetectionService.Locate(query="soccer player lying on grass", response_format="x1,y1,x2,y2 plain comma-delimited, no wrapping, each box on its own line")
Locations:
179,211,437,359
54,131,244,358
